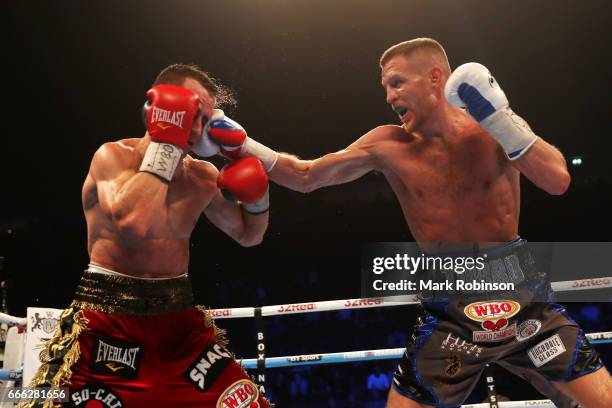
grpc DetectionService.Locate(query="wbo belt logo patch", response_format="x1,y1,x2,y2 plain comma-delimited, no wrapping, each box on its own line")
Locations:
528,334,566,368
186,342,232,392
464,300,521,322
68,384,124,408
92,337,143,379
464,300,521,343
216,379,260,408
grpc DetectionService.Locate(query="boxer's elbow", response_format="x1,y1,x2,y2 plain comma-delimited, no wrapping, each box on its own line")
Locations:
237,230,265,247
547,169,571,195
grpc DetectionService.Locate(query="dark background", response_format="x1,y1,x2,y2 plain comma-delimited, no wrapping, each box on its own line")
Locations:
3,1,612,406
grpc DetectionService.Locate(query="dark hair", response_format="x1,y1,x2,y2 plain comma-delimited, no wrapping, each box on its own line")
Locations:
153,63,236,108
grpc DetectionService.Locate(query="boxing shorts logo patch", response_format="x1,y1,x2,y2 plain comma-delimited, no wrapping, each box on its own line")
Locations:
464,300,520,343
68,384,124,408
92,337,143,379
216,379,260,408
516,319,542,342
444,354,461,378
186,342,232,392
528,334,566,368
440,333,482,358
30,310,59,334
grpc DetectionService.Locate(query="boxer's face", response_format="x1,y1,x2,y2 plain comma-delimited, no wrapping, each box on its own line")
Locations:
181,77,216,148
381,54,438,133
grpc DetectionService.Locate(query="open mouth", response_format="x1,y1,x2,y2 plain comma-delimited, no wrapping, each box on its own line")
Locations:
394,106,408,116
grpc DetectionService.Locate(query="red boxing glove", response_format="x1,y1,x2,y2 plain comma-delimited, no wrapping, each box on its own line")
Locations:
139,85,199,181
145,84,199,151
218,157,269,214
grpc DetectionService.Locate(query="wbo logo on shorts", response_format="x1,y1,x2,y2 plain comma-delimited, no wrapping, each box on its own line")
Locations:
216,379,260,408
464,300,521,343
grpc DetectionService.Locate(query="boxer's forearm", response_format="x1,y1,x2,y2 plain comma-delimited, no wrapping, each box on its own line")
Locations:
511,138,571,195
237,211,269,247
270,149,375,193
111,172,169,237
269,154,315,193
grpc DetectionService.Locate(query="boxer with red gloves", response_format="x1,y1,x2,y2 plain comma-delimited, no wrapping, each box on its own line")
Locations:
24,64,271,408
140,84,199,181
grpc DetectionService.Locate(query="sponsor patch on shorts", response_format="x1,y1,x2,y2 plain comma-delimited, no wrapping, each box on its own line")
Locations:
68,384,124,407
516,319,542,342
92,336,143,379
185,342,233,392
473,322,517,342
444,354,461,377
216,379,260,408
528,334,566,368
440,333,482,357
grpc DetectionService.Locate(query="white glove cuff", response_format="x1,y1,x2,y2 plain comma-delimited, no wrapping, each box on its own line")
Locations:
139,141,183,182
480,107,538,160
243,189,270,214
243,137,279,172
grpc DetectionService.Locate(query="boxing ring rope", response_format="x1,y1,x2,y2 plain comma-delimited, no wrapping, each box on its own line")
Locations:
239,331,612,369
1,276,612,406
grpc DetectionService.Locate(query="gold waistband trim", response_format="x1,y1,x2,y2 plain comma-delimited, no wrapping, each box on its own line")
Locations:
72,270,194,315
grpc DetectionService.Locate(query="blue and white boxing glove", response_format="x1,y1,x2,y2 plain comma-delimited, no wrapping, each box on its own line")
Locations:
191,109,224,158
445,62,538,160
192,109,278,171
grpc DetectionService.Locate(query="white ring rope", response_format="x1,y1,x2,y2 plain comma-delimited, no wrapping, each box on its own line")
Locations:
2,277,610,325
239,331,612,369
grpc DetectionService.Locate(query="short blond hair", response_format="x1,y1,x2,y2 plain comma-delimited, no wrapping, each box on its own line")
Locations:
379,38,451,76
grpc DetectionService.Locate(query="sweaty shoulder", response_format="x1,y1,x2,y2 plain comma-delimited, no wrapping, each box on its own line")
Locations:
350,124,413,151
90,139,141,180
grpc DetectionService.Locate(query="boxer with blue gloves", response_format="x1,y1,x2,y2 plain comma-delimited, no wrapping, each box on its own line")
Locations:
445,62,538,160
224,38,610,408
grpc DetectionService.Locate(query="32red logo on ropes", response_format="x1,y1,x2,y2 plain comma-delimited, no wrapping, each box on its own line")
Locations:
210,309,232,317
344,299,383,307
277,303,315,313
464,300,521,342
216,380,260,408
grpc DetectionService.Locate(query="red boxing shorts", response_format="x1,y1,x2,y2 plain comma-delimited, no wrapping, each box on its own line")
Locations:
23,269,270,408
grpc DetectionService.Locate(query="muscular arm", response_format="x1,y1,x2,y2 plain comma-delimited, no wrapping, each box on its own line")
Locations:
203,183,269,247
90,142,170,238
512,138,571,195
269,132,380,193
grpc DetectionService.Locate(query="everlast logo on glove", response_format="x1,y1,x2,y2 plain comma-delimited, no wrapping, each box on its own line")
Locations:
92,337,143,379
151,106,186,129
186,342,232,392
